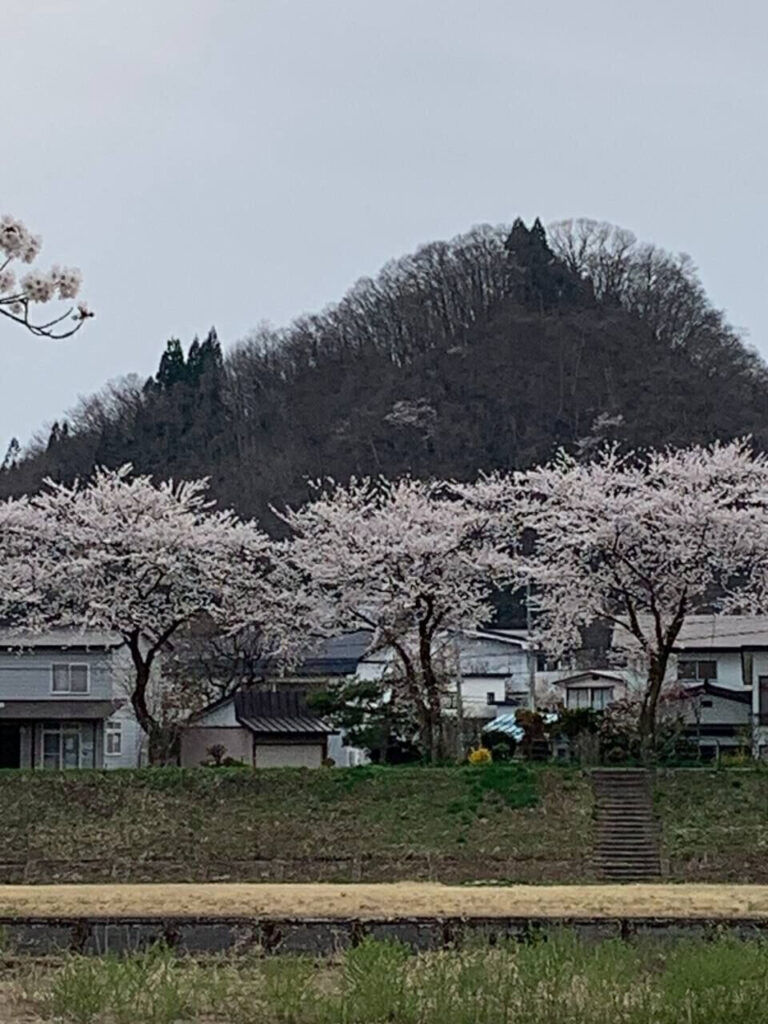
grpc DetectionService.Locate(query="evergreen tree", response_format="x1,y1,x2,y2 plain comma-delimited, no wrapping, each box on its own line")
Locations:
1,438,21,472
155,339,187,391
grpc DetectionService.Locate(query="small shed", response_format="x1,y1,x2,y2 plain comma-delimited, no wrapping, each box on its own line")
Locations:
180,688,336,769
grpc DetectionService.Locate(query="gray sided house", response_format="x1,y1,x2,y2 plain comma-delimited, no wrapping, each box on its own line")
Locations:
181,688,336,769
0,630,142,770
610,614,765,757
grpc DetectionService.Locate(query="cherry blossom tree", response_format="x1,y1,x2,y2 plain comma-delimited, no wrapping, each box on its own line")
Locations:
0,211,91,338
276,477,519,760
0,496,46,619
514,440,768,744
19,466,291,760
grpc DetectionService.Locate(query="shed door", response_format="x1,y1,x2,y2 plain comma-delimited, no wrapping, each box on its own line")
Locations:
254,744,323,769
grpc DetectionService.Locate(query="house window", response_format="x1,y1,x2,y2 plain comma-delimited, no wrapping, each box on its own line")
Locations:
105,721,122,756
677,659,717,682
486,692,497,706
40,722,94,769
51,664,89,694
590,687,613,711
566,687,614,711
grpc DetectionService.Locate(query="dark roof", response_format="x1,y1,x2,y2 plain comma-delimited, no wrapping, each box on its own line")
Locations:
290,631,372,677
234,688,335,735
0,700,120,720
682,682,752,705
553,671,625,687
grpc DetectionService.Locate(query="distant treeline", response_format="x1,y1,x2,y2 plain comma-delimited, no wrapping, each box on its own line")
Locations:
3,217,767,529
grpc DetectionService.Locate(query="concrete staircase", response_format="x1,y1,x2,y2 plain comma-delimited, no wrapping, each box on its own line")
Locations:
591,768,662,881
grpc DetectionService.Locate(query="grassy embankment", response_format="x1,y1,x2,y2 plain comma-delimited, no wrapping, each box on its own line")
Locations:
0,763,765,884
4,935,768,1023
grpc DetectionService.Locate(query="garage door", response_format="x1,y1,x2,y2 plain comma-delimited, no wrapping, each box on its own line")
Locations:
254,743,323,768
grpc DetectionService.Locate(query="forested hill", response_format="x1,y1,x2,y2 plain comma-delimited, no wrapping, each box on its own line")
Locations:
2,217,768,527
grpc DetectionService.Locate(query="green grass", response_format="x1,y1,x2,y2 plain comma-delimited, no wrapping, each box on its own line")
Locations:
0,763,765,884
655,767,768,881
8,935,768,1023
0,763,579,884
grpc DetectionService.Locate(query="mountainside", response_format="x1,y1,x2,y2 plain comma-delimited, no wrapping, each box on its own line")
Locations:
2,217,767,527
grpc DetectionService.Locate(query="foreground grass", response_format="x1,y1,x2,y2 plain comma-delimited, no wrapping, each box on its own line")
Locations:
4,882,768,919
5,936,768,1023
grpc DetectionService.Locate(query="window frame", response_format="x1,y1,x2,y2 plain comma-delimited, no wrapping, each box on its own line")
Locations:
677,659,718,682
566,686,614,711
50,663,90,695
39,721,94,769
105,720,122,757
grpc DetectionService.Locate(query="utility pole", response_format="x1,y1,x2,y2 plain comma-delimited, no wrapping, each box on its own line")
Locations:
526,579,536,710
453,631,465,760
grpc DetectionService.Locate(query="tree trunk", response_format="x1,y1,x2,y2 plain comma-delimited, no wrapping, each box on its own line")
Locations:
148,722,181,766
127,632,164,764
638,651,669,753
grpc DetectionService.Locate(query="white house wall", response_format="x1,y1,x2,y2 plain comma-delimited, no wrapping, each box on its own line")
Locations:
686,694,751,729
355,636,533,705
104,704,145,769
459,678,508,717
0,650,115,701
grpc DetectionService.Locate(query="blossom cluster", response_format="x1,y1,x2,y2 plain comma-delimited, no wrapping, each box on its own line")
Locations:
0,211,87,336
0,215,41,263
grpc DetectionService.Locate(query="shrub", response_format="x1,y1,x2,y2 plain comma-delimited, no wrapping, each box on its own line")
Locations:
468,746,492,765
201,744,246,768
483,730,517,761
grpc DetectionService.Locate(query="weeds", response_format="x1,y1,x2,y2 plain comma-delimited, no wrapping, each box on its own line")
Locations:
15,934,768,1024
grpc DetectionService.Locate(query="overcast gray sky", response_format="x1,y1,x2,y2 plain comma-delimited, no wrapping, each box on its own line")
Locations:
2,0,766,452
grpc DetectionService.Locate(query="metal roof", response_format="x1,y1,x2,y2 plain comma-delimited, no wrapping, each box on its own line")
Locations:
293,630,372,676
613,615,768,652
238,715,335,734
233,688,335,735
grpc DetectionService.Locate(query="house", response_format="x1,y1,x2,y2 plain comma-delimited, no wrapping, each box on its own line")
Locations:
356,628,537,721
180,687,336,768
547,670,629,711
670,615,767,757
0,629,142,770
609,614,764,756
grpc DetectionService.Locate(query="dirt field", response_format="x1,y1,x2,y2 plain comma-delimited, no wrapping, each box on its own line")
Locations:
2,882,768,919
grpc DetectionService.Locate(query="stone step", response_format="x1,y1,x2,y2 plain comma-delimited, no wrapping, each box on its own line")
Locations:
596,864,662,874
597,836,659,842
595,861,662,869
593,835,663,843
594,792,653,800
597,821,658,827
595,807,654,815
596,817,656,825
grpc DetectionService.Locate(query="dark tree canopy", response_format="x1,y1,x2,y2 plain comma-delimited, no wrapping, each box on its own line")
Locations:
3,218,767,533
